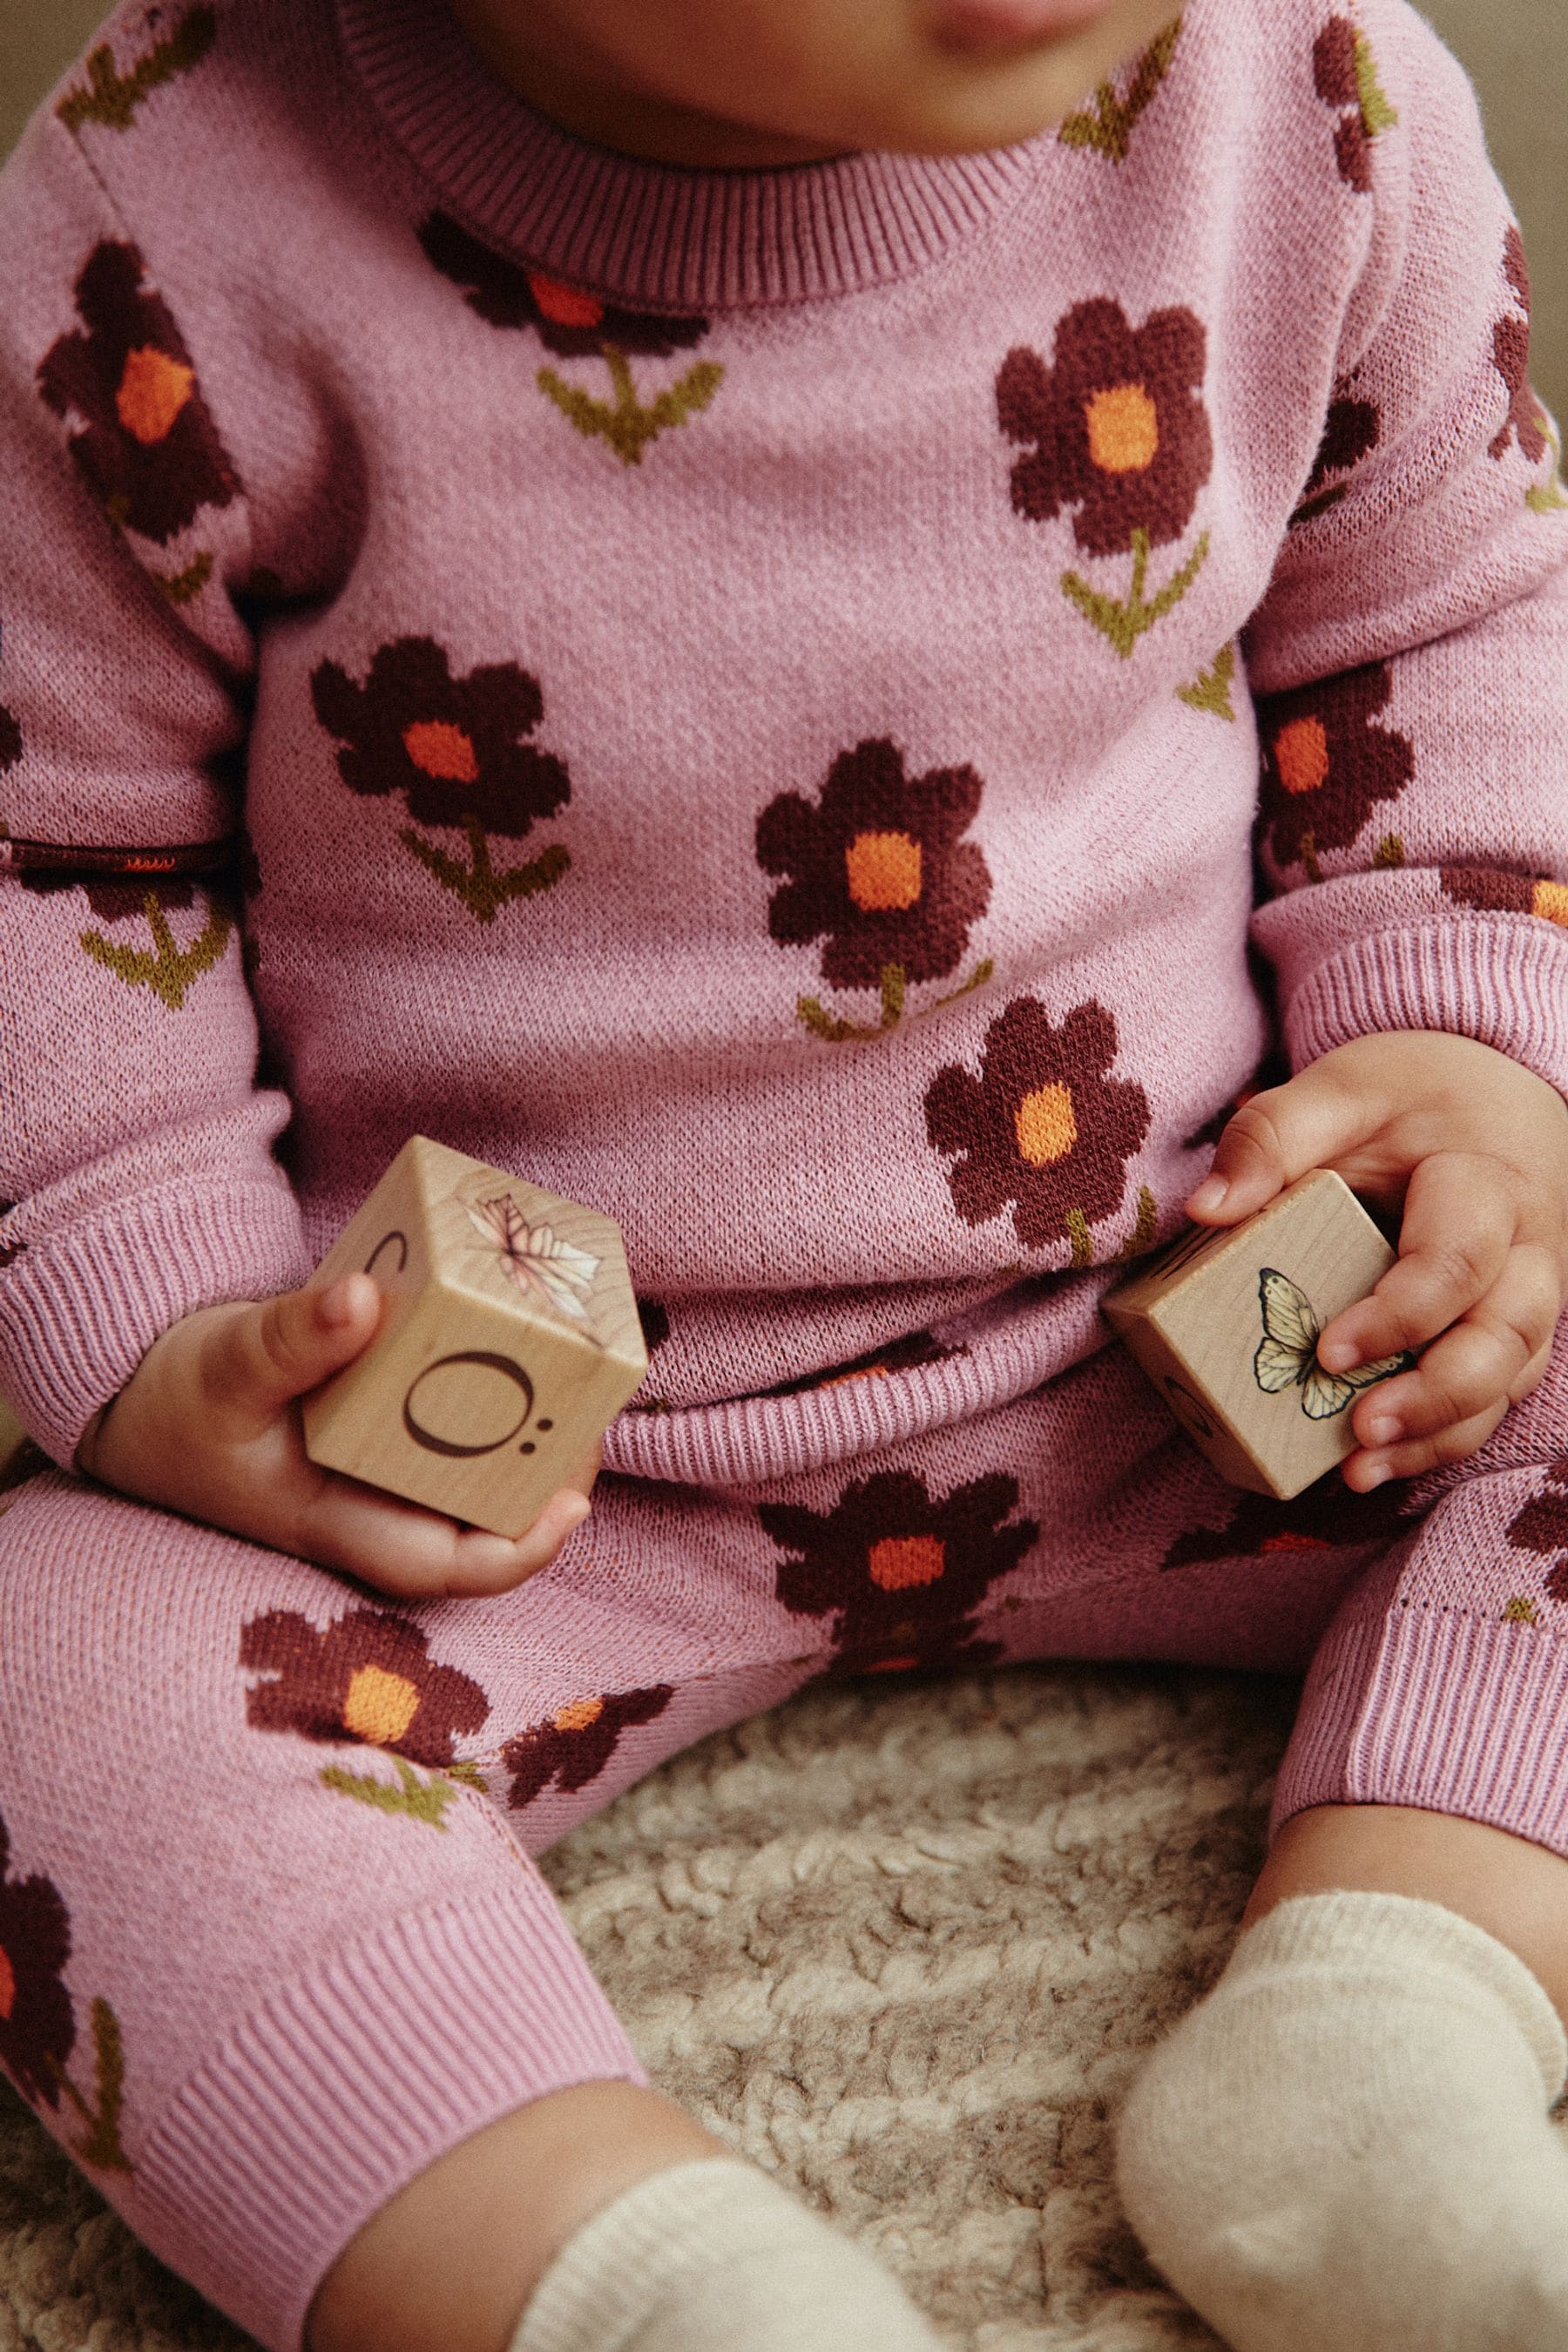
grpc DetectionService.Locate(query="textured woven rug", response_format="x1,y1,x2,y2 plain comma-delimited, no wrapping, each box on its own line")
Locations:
0,1660,1300,2351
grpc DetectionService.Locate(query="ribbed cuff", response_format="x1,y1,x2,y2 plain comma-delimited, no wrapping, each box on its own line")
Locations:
132,1883,648,2352
0,1181,312,1467
1273,1597,1568,1861
1281,915,1568,1100
1224,1890,1568,2100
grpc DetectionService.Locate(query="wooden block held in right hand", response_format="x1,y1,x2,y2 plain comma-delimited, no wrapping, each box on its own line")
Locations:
1101,1169,1405,1499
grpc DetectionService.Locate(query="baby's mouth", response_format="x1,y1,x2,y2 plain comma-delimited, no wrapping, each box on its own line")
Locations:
928,0,1122,51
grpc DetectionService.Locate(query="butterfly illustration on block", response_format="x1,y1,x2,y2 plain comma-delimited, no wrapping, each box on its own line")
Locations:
466,1194,600,1325
1253,1267,1409,1419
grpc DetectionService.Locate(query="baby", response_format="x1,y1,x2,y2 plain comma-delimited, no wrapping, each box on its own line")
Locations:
2,0,1567,2346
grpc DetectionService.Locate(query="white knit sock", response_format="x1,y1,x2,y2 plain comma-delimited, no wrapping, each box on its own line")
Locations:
510,2158,943,2352
1115,1891,1568,2351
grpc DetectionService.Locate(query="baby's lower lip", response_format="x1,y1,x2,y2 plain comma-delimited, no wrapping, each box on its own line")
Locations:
929,0,1117,49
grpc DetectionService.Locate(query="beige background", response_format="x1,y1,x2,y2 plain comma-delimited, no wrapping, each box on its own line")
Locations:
1,1,1564,419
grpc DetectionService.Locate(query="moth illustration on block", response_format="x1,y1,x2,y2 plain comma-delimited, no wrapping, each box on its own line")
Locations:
1102,1168,1409,1499
301,1137,648,1537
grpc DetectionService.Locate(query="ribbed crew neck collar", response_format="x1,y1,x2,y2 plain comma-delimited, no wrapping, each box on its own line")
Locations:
335,0,1038,312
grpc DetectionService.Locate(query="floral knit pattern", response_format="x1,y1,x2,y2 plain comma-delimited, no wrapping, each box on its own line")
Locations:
1440,868,1568,929
419,210,723,466
37,240,239,549
1162,1470,1416,1569
1291,370,1381,526
0,1812,131,2172
925,995,1151,1259
1056,18,1183,164
1313,13,1397,193
758,1469,1037,1675
997,300,1213,656
56,5,217,135
310,636,572,923
1507,1458,1568,1604
240,1606,490,1765
18,867,233,1013
755,737,993,1040
502,1686,675,1810
1256,658,1414,879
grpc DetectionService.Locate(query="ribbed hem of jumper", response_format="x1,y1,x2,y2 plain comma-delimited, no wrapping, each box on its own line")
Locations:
1271,1598,1568,1860
1281,914,1568,1100
0,1181,311,1467
334,0,1038,309
517,2159,772,2352
1220,1890,1568,2102
603,1276,1112,1487
132,1882,647,2352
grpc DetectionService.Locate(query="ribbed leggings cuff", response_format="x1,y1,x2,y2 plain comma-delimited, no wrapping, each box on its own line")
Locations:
1272,1599,1568,1856
129,1879,647,2352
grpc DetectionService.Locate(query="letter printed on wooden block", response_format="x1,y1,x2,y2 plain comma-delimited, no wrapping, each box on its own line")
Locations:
301,1137,647,1537
1101,1169,1409,1499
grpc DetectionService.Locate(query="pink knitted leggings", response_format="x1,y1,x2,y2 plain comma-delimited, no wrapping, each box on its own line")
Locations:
2,1335,1566,2351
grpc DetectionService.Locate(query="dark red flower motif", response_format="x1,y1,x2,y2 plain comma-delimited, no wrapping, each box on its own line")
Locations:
756,738,991,990
1314,17,1373,190
0,1810,76,2109
1257,660,1414,873
0,1436,48,1494
37,240,240,545
1163,1469,1416,1569
1292,375,1382,524
1507,1459,1568,1601
19,868,196,923
758,1469,1037,1667
831,1626,1004,1679
311,638,569,839
0,703,19,773
240,1607,491,1767
925,996,1150,1253
1440,868,1568,929
997,299,1213,558
503,1685,673,1809
1490,226,1548,464
418,213,708,360
638,1300,671,1355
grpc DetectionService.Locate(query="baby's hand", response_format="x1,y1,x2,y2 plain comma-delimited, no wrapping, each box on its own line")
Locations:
75,1274,597,1595
1186,1032,1568,1488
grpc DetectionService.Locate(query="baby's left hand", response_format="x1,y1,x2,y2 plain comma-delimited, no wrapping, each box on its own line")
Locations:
1186,1031,1568,1488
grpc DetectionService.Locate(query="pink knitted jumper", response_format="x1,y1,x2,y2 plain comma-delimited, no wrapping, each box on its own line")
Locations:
3,9,1568,2349
2,0,1565,1480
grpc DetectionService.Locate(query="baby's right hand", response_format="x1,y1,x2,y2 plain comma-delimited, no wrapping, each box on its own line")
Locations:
74,1275,596,1597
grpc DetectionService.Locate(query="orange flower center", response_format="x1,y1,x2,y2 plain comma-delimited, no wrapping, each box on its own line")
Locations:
866,1656,918,1673
1014,1081,1078,1167
1085,382,1159,475
0,1944,13,2021
402,720,479,782
553,1695,605,1732
342,1664,422,1747
845,830,923,913
1260,1531,1331,1552
868,1534,946,1591
528,274,605,329
1274,716,1331,796
115,346,195,444
1532,880,1568,927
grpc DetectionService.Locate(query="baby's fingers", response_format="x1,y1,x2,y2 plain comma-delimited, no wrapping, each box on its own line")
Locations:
288,1468,592,1598
1316,1152,1516,1373
1342,1249,1558,1484
199,1275,383,1431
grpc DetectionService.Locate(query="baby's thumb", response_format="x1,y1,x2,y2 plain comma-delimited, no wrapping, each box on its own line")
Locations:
1186,1068,1367,1225
201,1274,382,1424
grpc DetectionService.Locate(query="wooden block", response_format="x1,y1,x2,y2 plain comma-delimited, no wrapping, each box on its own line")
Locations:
1101,1169,1408,1499
301,1137,647,1537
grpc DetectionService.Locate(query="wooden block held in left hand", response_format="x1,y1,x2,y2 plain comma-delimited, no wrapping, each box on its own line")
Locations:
302,1136,647,1537
1101,1168,1407,1499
